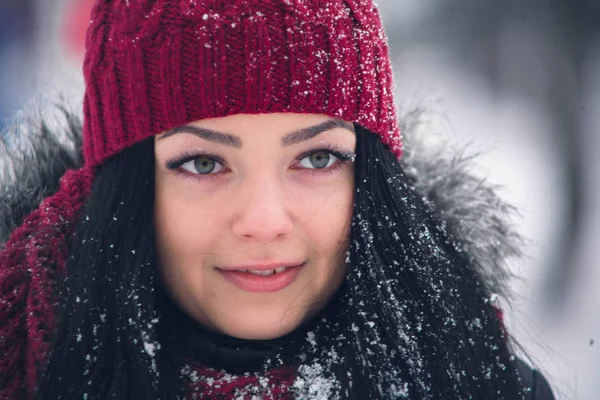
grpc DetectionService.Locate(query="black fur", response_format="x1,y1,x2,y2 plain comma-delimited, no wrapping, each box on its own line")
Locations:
0,103,83,245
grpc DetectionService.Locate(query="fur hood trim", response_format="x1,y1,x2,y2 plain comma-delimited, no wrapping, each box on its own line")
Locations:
0,101,523,296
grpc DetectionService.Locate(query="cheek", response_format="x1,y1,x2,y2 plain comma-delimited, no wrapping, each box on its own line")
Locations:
309,197,352,250
154,174,229,251
156,199,202,255
291,174,353,268
154,184,221,282
300,172,353,227
154,187,225,323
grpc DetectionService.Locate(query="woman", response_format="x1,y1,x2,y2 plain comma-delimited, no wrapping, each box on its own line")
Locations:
0,0,555,399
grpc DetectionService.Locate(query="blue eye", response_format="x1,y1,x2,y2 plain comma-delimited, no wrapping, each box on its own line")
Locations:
180,156,225,175
299,151,339,169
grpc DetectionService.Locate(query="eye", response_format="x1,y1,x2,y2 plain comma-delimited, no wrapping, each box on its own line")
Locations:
298,151,339,169
180,156,225,175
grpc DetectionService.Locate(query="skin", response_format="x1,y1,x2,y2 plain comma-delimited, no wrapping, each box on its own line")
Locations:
154,113,356,340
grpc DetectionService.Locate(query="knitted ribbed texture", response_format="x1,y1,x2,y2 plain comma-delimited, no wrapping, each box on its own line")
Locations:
83,0,401,167
184,363,296,399
0,167,93,398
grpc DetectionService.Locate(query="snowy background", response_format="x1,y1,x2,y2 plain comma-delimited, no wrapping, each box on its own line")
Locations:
1,1,598,398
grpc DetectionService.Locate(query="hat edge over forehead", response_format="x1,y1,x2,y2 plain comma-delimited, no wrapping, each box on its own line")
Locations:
82,0,402,168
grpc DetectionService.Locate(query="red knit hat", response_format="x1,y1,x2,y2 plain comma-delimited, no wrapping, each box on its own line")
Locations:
82,0,402,168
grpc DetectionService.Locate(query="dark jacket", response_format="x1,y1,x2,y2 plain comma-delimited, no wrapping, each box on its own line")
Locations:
517,359,556,400
0,102,555,399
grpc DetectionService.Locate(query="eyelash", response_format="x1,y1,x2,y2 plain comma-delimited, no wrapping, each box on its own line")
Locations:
164,145,355,181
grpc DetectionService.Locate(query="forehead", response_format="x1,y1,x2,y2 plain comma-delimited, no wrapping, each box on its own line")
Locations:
186,113,349,133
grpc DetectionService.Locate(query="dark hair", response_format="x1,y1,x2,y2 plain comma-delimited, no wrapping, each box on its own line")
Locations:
38,126,526,399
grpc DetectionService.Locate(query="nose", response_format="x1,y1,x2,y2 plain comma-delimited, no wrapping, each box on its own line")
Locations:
231,176,294,242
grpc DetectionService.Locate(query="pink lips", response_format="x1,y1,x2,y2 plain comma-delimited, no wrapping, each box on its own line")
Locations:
217,263,304,293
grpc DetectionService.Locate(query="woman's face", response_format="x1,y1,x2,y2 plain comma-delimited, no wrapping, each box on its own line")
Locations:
154,113,355,340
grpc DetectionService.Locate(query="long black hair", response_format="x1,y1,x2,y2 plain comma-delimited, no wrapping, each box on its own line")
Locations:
38,125,526,399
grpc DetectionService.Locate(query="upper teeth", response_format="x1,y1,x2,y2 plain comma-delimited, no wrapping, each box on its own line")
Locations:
238,267,289,276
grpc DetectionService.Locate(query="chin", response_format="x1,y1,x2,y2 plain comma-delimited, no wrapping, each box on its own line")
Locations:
216,310,304,340
228,328,291,341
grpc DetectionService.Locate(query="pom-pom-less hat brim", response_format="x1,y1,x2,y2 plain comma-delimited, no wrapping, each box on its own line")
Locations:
82,0,401,168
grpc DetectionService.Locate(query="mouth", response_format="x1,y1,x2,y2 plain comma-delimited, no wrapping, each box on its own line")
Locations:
230,266,294,276
216,263,305,293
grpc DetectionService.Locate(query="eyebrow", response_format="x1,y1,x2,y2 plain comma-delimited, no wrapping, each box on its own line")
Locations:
158,125,242,148
157,118,354,148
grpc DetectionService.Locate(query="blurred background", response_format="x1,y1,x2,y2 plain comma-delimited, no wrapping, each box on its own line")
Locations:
0,0,598,398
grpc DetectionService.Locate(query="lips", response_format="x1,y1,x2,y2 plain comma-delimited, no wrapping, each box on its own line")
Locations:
216,263,304,293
